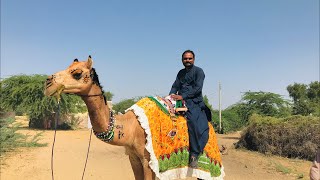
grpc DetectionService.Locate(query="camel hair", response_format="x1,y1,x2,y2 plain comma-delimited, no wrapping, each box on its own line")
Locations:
44,56,156,180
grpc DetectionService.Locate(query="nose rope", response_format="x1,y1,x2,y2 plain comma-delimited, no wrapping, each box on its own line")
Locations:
51,100,93,180
81,129,93,180
51,101,60,180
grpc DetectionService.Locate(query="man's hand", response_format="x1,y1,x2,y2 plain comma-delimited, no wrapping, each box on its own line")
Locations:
171,94,183,101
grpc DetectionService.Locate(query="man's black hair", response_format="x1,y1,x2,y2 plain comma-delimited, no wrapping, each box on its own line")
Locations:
182,50,195,60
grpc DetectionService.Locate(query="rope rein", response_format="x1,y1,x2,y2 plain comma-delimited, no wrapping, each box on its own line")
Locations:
81,129,93,180
51,101,93,180
51,102,59,180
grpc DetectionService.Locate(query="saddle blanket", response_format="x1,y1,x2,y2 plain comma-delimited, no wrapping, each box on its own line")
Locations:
127,96,225,180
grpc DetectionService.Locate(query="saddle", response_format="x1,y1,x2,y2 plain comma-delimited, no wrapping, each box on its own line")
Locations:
152,95,188,116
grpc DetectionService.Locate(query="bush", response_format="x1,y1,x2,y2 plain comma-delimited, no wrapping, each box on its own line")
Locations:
0,117,47,156
236,114,320,161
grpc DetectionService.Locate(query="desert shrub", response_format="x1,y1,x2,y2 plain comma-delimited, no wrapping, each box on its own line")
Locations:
236,114,320,161
0,117,47,155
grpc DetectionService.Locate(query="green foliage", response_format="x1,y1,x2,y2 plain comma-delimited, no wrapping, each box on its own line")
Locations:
0,117,24,153
0,74,86,129
221,104,245,133
241,91,291,118
236,114,320,161
0,117,47,155
113,98,139,114
203,95,214,112
203,95,220,131
287,81,320,116
204,95,246,133
210,110,220,130
211,91,292,134
104,91,114,101
287,83,308,101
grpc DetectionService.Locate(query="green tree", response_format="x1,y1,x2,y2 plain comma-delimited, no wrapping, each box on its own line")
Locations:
221,103,246,133
0,75,86,129
104,91,114,101
307,81,320,116
203,95,214,112
240,91,291,119
113,98,138,114
287,83,307,101
287,81,320,116
203,95,246,133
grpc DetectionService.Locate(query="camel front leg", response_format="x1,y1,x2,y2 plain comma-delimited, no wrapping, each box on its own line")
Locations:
129,154,144,180
141,149,155,180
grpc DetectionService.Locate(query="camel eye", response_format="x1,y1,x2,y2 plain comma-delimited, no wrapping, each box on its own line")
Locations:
71,69,83,80
73,73,82,80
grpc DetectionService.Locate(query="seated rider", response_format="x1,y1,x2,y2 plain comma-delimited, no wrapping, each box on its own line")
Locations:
169,50,209,168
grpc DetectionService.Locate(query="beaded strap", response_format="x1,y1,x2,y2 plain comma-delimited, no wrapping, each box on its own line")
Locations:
93,111,116,142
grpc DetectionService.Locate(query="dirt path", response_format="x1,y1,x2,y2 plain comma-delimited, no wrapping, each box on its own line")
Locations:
0,119,312,180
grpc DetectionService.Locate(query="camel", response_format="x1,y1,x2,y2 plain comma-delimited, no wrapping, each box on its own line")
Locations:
44,56,223,180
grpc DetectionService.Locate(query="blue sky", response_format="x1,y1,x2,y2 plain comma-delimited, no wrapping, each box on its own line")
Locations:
1,0,319,109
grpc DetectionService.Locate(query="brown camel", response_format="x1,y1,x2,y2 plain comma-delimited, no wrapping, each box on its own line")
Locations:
44,56,154,180
44,56,224,180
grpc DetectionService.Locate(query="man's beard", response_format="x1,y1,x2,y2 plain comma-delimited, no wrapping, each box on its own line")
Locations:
183,62,193,68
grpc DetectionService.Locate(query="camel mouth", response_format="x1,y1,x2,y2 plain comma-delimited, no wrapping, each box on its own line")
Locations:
44,84,65,98
44,88,56,97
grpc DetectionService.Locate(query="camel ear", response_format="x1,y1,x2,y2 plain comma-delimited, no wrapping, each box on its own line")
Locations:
87,55,93,69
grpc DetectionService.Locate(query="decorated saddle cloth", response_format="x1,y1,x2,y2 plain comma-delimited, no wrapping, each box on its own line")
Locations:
150,95,187,116
127,96,225,180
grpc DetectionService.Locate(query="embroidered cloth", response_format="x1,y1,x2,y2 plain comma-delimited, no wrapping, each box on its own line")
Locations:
127,97,225,180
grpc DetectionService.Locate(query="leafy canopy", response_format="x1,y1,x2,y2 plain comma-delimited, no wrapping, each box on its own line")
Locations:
287,81,320,116
0,74,86,128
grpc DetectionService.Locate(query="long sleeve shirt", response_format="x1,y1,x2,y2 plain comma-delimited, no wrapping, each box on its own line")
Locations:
169,65,205,104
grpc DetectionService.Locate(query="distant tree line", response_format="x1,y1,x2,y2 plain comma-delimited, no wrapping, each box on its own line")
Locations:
206,81,320,133
1,74,319,131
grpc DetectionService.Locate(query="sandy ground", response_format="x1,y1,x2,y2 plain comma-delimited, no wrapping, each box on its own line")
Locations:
0,117,312,180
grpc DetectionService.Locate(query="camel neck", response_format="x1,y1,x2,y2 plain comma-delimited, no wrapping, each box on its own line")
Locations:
81,93,110,133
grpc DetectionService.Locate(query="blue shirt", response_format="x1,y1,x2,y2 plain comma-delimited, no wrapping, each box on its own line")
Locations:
169,65,205,106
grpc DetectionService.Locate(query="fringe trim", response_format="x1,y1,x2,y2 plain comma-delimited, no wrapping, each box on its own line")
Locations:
126,104,225,180
126,104,161,178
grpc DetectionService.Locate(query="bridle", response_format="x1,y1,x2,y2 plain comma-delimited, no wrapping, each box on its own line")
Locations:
78,94,103,97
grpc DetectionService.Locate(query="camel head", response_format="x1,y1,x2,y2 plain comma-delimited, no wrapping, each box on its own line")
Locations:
44,56,100,100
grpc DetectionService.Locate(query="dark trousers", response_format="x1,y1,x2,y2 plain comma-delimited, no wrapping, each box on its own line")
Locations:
186,102,209,158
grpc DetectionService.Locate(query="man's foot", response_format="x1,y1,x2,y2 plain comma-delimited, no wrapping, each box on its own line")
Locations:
189,155,198,168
